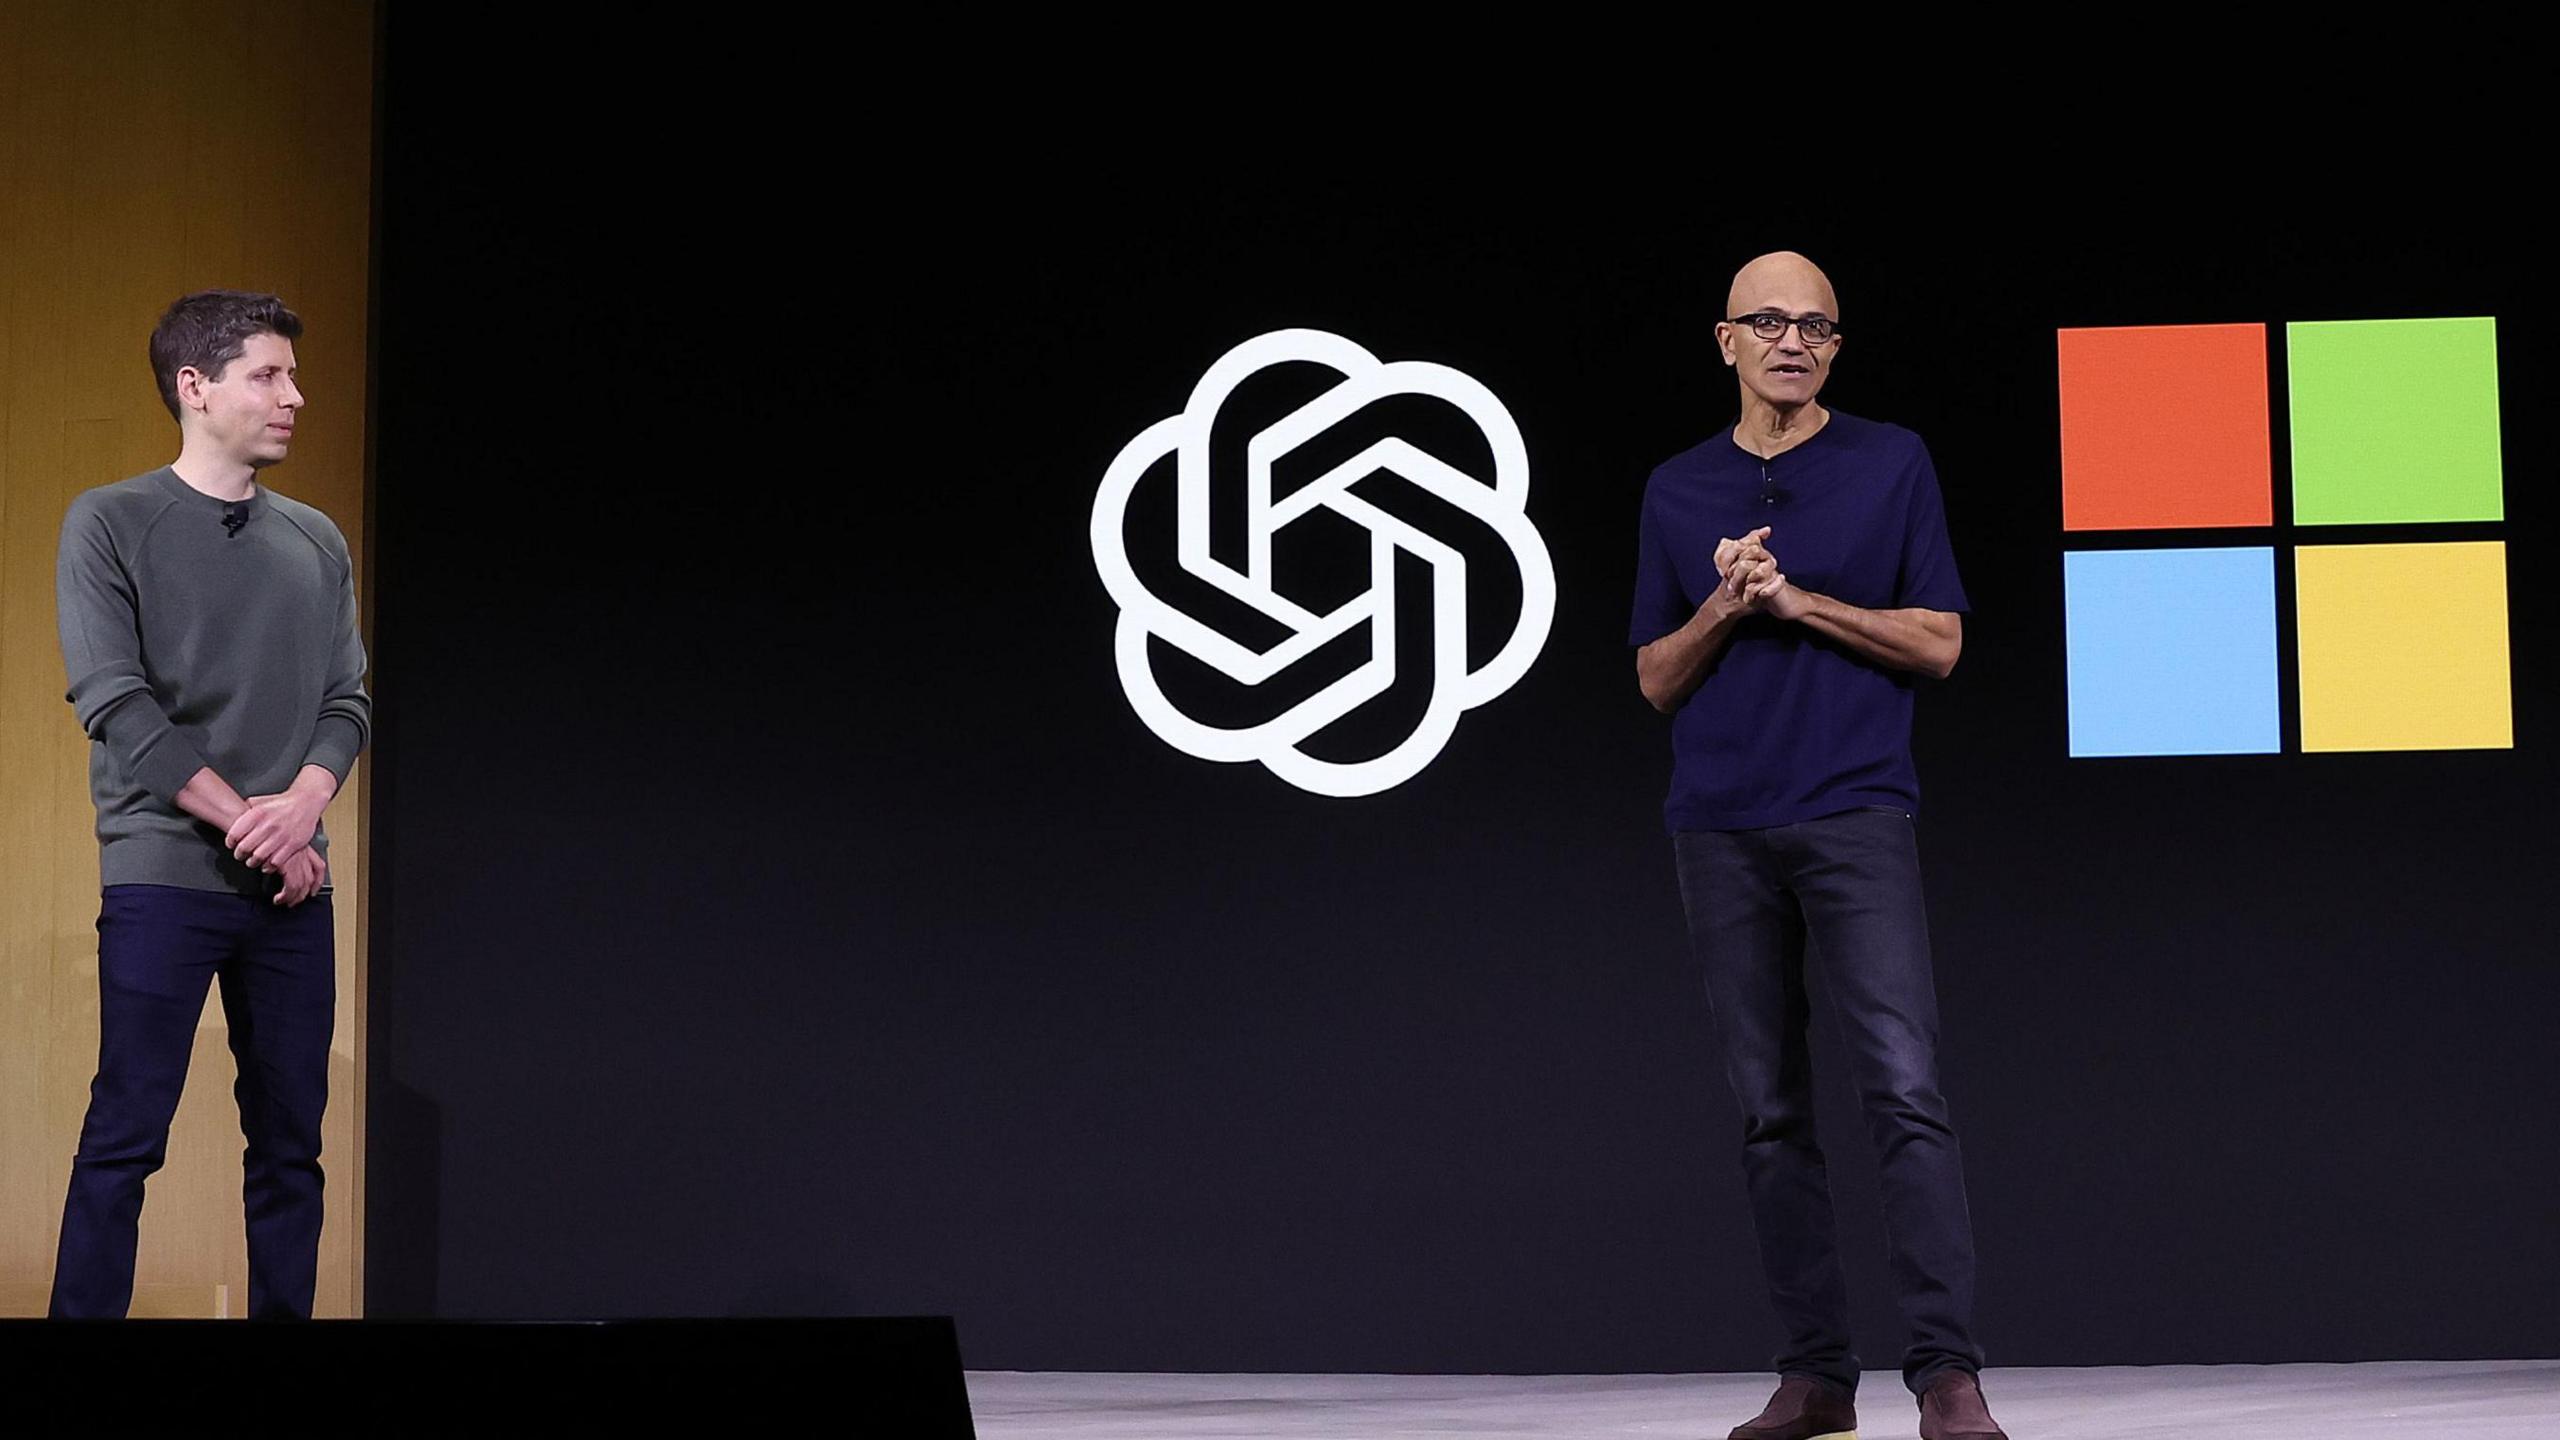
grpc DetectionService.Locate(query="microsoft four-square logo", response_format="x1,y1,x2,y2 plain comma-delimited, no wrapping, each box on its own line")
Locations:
2058,318,2510,756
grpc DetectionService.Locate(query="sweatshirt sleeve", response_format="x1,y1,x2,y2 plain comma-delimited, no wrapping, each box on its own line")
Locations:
56,498,211,805
299,519,372,783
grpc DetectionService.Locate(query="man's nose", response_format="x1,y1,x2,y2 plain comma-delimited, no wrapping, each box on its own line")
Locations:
282,381,305,409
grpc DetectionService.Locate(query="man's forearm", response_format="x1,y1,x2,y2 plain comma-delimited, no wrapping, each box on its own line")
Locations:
1788,591,1962,679
181,764,343,872
287,762,342,803
174,767,253,834
1637,589,1750,712
222,764,342,870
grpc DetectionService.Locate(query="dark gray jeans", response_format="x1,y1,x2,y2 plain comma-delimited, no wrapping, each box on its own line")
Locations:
1674,806,1983,1395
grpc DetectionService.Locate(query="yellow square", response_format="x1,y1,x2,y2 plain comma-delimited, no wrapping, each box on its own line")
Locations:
2296,542,2513,752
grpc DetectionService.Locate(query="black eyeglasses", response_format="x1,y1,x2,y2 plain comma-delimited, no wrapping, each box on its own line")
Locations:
1727,312,1840,345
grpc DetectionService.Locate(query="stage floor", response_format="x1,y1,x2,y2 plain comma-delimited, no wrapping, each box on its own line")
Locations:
968,1360,2560,1438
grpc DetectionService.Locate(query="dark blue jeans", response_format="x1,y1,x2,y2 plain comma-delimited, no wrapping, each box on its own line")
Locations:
1674,807,1983,1396
50,883,335,1320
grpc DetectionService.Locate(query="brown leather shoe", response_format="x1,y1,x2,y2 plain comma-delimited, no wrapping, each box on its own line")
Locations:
1728,1373,1858,1440
1918,1369,2009,1440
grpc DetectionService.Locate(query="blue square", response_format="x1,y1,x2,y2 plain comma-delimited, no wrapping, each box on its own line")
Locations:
2065,548,2280,757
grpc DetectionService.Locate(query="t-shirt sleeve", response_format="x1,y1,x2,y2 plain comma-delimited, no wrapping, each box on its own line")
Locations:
1629,477,1694,645
1894,439,1970,614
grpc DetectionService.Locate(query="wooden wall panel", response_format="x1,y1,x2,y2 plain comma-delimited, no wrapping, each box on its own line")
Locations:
2,0,375,1318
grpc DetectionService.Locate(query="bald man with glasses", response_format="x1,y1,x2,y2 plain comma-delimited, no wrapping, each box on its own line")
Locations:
1631,253,2010,1440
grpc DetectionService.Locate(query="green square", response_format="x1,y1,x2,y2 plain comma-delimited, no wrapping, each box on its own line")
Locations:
2288,317,2503,525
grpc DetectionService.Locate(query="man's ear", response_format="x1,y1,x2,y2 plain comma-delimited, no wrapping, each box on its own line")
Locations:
1715,323,1736,368
174,365,207,411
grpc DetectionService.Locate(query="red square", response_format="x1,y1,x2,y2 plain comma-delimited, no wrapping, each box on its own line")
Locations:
2058,323,2272,530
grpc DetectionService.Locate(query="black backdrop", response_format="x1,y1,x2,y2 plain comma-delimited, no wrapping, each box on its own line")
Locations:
365,22,2558,1371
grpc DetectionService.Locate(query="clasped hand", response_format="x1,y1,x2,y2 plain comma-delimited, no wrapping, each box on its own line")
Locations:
1713,525,1812,621
224,789,329,905
270,846,327,907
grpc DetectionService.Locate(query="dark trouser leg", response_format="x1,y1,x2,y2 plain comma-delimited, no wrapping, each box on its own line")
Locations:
219,892,336,1320
1779,809,1984,1394
1674,830,1859,1395
50,886,233,1319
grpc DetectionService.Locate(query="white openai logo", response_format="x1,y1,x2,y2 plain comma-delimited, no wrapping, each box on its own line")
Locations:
1090,329,1555,797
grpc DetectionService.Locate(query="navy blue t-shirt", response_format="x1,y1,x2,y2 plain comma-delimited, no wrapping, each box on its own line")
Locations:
1629,410,1969,833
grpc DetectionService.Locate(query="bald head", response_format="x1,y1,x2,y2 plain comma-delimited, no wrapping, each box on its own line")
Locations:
1719,251,1842,417
1725,251,1839,320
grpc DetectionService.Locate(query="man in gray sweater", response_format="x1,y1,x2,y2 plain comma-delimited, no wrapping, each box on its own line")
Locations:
49,290,370,1319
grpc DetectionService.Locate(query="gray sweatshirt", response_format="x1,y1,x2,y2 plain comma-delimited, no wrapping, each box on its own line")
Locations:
55,466,372,896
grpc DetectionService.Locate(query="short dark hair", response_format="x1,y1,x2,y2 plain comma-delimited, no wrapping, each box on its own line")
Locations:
148,290,304,422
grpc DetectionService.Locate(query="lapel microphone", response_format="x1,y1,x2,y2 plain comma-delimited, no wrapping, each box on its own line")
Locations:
222,501,248,537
